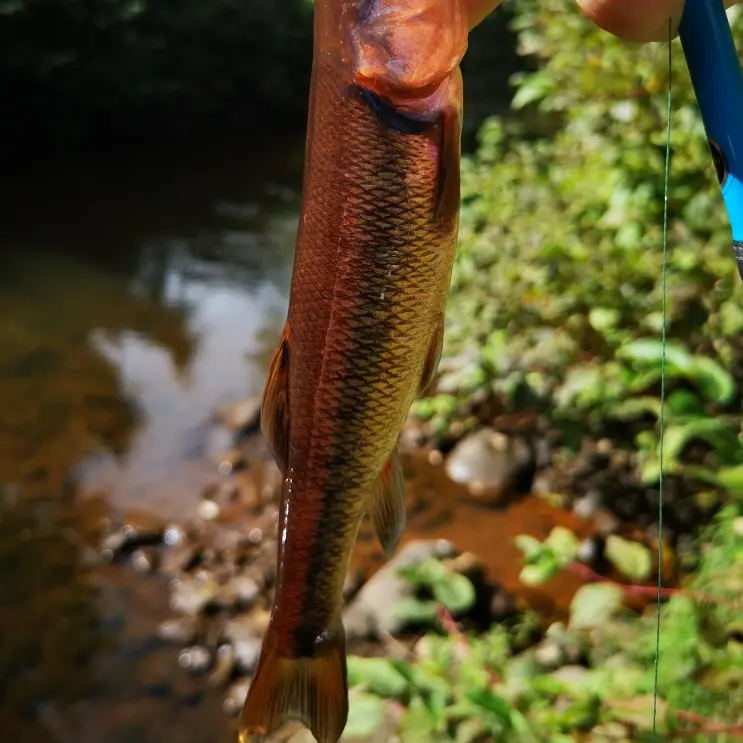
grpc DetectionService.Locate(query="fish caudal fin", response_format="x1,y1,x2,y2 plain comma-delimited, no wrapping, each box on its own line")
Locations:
370,450,406,558
239,621,349,743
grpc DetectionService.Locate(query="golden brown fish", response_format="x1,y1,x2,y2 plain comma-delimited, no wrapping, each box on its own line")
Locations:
239,1,467,741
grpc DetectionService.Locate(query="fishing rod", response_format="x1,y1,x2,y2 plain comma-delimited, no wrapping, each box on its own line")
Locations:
679,0,743,283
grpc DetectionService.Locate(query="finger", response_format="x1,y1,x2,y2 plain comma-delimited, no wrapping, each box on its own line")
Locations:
463,0,504,30
576,0,684,42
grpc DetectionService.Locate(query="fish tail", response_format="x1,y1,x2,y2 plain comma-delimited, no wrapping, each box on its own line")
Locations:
238,619,348,743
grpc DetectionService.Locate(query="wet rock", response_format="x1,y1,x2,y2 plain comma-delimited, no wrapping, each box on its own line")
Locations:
217,449,249,475
160,542,200,575
222,611,270,673
157,616,199,645
444,428,533,502
593,508,620,536
130,549,157,573
197,498,221,521
572,490,601,520
223,678,251,716
217,396,262,434
208,643,236,687
217,575,261,609
170,575,220,615
101,509,166,558
178,645,212,674
343,539,456,640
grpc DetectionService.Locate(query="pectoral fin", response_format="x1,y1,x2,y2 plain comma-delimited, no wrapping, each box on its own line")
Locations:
261,325,290,472
370,449,406,558
418,313,445,397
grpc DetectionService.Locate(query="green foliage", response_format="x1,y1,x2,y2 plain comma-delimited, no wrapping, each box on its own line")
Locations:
439,0,743,492
1,0,313,140
394,557,477,627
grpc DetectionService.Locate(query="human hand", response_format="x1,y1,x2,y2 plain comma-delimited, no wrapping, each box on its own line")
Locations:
464,0,742,42
577,0,742,42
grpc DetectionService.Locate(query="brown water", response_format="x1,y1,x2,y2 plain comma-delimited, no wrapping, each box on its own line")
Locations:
0,135,585,743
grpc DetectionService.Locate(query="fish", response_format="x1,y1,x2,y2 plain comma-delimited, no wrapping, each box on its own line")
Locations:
239,1,468,741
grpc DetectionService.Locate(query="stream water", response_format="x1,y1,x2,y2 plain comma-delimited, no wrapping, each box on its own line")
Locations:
0,130,583,742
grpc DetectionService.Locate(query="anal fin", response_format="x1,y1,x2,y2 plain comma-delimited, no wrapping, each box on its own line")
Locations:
418,313,445,397
239,619,348,743
370,449,406,558
261,324,290,472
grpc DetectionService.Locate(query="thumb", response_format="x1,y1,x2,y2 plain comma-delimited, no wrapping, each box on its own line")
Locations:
576,0,684,42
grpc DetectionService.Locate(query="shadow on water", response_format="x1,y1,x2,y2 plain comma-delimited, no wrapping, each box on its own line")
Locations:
0,132,305,742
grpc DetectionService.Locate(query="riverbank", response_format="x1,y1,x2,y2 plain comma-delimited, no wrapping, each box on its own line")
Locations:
91,388,743,743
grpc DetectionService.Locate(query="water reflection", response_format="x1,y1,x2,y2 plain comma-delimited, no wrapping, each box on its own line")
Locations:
0,134,302,513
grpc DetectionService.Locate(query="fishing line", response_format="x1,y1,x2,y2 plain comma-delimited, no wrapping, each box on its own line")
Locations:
651,20,673,743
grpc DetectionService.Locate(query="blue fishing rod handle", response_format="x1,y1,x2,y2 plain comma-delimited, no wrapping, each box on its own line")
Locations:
679,0,743,283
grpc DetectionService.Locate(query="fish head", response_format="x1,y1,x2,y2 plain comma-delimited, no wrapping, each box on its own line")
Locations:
317,0,468,106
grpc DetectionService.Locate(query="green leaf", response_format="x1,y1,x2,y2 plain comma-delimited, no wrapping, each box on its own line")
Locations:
690,355,736,404
514,534,544,560
545,526,580,563
393,597,439,626
432,573,476,615
343,693,385,739
400,698,436,741
465,688,514,722
609,396,661,421
346,657,409,698
520,560,559,586
716,465,743,496
662,418,732,464
604,535,652,582
619,339,695,372
588,307,621,333
667,389,705,417
568,584,624,630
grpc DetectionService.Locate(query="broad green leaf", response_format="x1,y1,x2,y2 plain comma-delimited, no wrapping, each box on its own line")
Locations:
347,657,409,698
662,418,733,464
393,597,439,626
465,688,514,722
432,573,476,615
514,534,544,560
619,339,695,372
667,389,705,416
545,526,580,563
604,535,652,582
690,355,736,404
520,560,559,586
609,396,661,421
568,584,624,630
400,698,436,742
716,465,743,496
343,693,385,739
588,307,621,333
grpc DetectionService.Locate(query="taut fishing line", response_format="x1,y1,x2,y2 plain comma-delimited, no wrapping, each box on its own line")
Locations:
650,19,673,743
